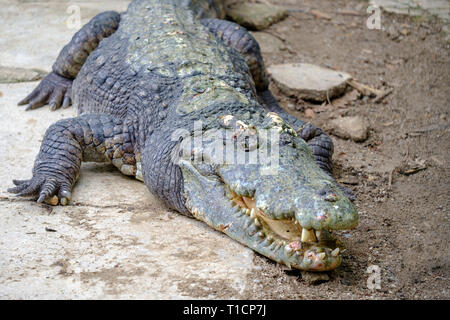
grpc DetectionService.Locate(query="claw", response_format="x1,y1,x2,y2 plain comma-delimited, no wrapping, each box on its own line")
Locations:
18,92,35,106
62,95,71,109
16,179,42,196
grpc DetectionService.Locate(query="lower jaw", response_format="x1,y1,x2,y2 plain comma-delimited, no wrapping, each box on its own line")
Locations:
251,229,344,271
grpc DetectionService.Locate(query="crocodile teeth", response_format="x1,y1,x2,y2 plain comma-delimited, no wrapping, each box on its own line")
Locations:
301,228,317,243
254,218,261,227
317,252,326,260
331,248,340,257
258,231,265,238
284,245,294,256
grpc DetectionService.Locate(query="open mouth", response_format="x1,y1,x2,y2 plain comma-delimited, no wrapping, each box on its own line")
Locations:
225,186,343,270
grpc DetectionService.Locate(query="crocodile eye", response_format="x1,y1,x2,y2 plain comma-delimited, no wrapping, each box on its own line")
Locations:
318,187,339,202
280,133,294,146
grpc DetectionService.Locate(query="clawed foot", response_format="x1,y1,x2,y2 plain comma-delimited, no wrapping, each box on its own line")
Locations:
18,71,73,111
8,175,72,206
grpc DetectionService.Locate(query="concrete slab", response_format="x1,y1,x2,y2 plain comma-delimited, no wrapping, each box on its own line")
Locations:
0,1,255,299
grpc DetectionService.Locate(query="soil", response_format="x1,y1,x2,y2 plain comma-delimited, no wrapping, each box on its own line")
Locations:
240,0,449,299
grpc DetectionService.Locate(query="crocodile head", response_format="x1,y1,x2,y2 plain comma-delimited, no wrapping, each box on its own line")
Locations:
175,112,358,271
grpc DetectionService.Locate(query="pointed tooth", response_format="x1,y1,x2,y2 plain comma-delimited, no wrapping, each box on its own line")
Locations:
331,247,340,257
250,208,257,219
245,208,250,215
258,231,265,238
301,228,317,243
317,252,326,260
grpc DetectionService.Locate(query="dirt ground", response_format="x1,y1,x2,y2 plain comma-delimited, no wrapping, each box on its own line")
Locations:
239,0,450,300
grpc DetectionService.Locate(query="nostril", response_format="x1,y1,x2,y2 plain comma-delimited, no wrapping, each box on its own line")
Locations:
319,188,338,201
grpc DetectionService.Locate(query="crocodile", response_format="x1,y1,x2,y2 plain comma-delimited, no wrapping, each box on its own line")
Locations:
9,0,358,271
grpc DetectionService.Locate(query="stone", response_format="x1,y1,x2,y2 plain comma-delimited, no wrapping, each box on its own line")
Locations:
0,66,46,83
250,32,286,53
226,2,288,31
267,63,352,102
327,116,370,142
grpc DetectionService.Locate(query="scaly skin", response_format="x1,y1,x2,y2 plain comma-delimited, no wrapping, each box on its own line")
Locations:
9,0,358,271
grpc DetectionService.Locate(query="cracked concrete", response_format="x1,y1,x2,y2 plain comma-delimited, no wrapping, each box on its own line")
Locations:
371,0,450,22
0,0,254,299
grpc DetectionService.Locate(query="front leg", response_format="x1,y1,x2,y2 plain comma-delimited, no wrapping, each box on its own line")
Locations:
18,11,120,111
8,114,137,205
